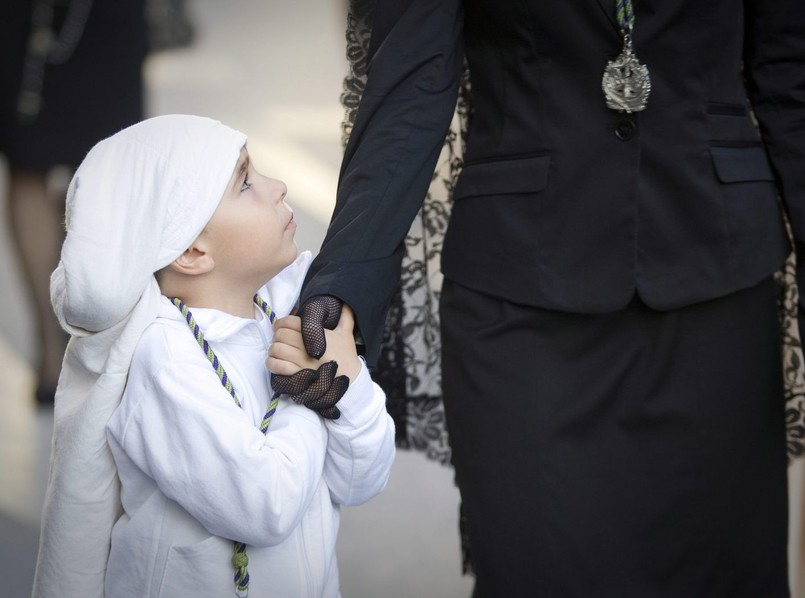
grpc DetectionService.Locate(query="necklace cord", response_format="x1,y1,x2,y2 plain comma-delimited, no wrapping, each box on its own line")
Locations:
171,295,276,597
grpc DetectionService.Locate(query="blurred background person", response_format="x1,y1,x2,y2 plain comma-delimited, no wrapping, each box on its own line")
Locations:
0,0,148,406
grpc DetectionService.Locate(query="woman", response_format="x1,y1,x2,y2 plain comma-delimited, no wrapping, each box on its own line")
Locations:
300,0,805,595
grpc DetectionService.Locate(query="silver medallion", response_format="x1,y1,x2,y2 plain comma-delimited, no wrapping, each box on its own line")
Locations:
602,34,651,113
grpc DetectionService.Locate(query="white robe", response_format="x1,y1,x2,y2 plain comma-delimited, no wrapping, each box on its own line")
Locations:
105,253,396,597
34,115,250,598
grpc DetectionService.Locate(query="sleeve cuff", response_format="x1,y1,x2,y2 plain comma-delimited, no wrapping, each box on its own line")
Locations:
332,358,385,426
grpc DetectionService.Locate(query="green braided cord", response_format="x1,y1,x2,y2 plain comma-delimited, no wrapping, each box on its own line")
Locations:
253,294,276,324
260,394,280,434
253,294,279,434
172,297,241,408
232,542,250,596
615,0,635,32
171,294,279,598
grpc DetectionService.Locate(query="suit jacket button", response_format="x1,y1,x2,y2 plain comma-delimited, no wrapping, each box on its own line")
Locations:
615,120,636,141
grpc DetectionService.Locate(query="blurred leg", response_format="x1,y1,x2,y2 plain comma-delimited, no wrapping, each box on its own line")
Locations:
7,167,67,404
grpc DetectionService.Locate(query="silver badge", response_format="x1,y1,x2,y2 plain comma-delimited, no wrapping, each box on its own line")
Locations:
602,35,651,113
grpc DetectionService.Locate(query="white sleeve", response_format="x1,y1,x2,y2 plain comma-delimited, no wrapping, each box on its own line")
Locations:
323,360,396,506
110,329,326,548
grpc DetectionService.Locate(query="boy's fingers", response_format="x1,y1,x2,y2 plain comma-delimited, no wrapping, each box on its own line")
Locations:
268,341,314,367
273,315,302,332
266,356,303,376
268,342,292,360
273,327,306,350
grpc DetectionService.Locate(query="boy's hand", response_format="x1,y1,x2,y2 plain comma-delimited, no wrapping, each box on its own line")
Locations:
267,305,361,383
267,306,360,420
267,316,323,374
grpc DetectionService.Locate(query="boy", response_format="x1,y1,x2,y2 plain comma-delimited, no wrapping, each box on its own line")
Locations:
33,115,395,598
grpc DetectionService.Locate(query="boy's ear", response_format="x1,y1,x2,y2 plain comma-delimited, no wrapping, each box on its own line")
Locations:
169,245,214,276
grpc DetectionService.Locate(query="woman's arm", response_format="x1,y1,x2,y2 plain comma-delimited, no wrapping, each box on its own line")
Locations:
301,0,465,366
743,0,805,298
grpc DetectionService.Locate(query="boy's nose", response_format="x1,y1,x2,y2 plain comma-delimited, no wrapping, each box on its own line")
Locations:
274,180,288,203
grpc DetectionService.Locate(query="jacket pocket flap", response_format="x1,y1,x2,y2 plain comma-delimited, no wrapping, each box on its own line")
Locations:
454,155,551,199
710,146,774,183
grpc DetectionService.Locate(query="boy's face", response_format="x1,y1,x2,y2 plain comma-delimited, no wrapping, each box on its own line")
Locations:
203,147,298,285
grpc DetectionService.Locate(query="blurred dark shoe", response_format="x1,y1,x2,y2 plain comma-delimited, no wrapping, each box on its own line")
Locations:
35,385,56,407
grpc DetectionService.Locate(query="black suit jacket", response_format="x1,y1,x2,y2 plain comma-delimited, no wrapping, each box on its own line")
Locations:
302,0,805,366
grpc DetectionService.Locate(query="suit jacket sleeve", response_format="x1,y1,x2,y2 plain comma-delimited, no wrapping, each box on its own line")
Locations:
743,0,805,303
301,0,464,366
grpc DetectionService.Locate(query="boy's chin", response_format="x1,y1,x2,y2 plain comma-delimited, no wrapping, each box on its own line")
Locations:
276,246,299,271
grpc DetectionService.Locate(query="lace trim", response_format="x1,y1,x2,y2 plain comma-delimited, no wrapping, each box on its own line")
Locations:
777,249,805,460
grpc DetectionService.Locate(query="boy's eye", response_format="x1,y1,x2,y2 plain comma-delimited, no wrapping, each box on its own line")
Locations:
240,177,252,192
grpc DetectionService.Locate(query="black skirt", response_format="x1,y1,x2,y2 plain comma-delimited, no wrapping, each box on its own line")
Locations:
0,0,147,170
440,276,789,598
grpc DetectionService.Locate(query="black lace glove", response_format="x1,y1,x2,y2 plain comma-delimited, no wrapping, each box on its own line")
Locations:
271,361,347,420
298,295,343,359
